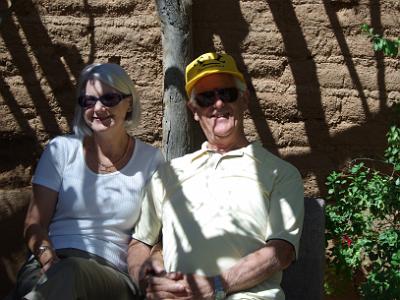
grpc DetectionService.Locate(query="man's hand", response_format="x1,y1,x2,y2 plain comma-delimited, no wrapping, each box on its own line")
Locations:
139,255,167,291
140,255,166,276
146,272,187,299
146,273,214,300
177,274,214,300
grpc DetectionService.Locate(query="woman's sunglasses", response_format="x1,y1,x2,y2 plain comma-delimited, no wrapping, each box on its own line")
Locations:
78,93,131,108
194,87,239,108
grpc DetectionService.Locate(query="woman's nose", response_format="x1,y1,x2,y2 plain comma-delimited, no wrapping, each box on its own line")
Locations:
93,99,106,111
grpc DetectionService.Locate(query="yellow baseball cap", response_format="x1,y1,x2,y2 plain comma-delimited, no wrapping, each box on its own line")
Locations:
185,52,245,97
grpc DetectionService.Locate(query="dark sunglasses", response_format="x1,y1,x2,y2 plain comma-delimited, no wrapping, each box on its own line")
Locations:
78,93,131,108
194,87,239,108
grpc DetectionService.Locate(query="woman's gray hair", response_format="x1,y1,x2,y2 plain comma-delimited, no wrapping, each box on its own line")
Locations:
72,63,141,137
189,76,247,103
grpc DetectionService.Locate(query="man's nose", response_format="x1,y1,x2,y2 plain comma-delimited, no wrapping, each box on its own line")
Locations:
213,97,225,108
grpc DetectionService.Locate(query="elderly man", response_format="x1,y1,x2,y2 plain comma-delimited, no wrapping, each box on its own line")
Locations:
128,52,304,300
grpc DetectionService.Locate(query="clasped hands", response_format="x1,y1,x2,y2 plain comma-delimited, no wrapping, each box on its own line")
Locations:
139,258,215,300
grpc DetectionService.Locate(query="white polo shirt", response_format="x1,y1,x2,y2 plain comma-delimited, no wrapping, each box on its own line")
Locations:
133,141,304,299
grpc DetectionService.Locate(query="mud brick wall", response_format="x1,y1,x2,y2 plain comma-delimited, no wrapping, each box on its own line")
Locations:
1,0,399,297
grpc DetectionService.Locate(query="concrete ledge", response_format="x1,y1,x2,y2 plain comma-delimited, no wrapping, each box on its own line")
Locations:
282,198,325,300
0,188,30,299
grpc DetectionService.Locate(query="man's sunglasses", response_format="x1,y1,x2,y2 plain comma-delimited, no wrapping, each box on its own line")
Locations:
78,93,131,108
194,87,239,108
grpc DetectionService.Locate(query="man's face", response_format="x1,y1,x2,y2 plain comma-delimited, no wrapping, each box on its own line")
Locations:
187,73,248,147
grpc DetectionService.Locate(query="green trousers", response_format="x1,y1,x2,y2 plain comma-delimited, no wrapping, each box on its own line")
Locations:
13,248,141,300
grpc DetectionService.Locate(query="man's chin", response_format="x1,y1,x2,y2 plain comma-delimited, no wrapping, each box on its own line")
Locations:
212,124,234,137
213,130,234,139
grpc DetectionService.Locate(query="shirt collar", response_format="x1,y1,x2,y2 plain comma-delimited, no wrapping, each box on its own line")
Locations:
191,141,258,163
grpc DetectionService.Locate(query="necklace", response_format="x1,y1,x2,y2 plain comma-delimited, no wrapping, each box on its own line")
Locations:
96,137,131,172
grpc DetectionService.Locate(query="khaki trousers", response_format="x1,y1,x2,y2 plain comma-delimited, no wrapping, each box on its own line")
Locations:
13,248,141,300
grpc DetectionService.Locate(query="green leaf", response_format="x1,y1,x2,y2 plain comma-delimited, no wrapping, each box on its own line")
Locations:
361,23,370,32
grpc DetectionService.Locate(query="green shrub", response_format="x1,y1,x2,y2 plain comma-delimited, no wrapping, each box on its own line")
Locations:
325,124,400,299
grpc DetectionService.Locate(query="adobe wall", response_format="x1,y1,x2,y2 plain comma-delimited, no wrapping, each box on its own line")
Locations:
0,0,399,297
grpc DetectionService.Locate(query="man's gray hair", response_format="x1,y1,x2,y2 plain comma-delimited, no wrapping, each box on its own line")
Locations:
72,63,141,137
189,76,247,103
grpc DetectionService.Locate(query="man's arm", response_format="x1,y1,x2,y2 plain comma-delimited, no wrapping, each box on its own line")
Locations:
145,239,294,299
221,239,294,294
144,216,299,296
127,239,153,286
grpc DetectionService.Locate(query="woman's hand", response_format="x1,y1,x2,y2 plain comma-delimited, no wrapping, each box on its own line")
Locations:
37,245,60,273
40,254,60,273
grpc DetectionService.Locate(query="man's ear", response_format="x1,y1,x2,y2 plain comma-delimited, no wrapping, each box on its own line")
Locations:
187,101,199,121
241,90,250,110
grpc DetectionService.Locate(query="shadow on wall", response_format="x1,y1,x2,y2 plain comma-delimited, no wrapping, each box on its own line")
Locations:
1,0,79,136
0,0,88,164
192,0,392,195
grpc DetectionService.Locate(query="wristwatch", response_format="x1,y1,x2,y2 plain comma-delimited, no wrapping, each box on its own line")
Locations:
213,275,226,300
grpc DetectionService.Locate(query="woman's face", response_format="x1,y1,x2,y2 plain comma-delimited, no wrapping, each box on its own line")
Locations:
82,79,131,135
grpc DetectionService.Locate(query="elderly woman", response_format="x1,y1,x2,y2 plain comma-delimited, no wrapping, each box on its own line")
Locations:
13,63,163,300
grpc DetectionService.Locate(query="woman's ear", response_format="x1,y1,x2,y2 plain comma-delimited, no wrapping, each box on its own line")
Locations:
127,102,133,112
125,102,133,120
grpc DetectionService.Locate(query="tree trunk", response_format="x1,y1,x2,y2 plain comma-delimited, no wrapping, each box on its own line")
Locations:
155,0,193,161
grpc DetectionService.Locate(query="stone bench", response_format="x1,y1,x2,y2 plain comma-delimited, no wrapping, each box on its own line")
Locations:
0,188,30,299
282,198,325,300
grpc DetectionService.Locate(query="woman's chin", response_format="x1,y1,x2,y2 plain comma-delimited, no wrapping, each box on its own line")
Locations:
88,119,114,131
